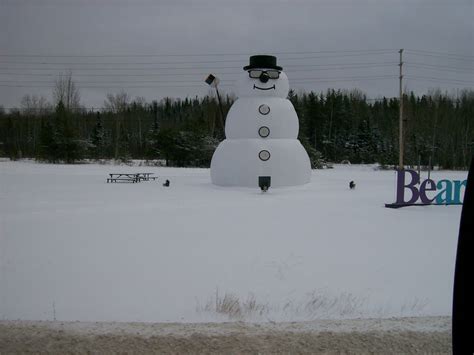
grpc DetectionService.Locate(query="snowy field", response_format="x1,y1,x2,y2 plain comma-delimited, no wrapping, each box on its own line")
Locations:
0,161,466,323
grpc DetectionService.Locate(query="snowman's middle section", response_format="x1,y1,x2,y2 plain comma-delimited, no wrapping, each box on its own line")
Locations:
225,97,298,139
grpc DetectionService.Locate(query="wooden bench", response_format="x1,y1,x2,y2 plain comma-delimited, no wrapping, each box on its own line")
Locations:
107,173,139,183
107,173,158,183
136,173,157,182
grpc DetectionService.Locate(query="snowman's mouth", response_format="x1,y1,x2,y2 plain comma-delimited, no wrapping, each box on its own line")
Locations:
253,84,276,91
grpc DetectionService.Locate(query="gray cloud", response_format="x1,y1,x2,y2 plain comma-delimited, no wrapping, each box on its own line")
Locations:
1,0,472,109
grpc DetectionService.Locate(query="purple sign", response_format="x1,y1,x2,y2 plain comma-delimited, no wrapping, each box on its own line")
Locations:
386,169,467,208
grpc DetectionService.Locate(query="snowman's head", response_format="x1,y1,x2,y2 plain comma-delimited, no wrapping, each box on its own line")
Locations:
236,55,289,98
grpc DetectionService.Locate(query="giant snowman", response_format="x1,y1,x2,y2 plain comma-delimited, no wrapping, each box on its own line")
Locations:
211,55,311,187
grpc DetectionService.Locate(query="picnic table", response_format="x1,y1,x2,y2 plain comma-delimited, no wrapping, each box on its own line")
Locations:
136,172,157,181
107,173,157,183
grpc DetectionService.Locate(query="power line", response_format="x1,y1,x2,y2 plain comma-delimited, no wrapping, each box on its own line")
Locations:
0,79,214,84
0,77,400,89
406,49,474,59
405,75,474,85
407,63,474,74
0,60,398,66
1,78,469,89
0,66,239,71
4,49,471,62
0,84,223,89
408,66,474,75
406,51,474,63
1,75,469,88
0,55,398,66
406,62,474,71
0,64,398,77
291,75,398,82
0,72,223,77
2,49,471,63
0,75,399,84
0,49,397,58
0,62,399,71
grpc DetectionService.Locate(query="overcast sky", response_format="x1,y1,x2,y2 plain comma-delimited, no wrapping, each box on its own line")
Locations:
0,0,473,109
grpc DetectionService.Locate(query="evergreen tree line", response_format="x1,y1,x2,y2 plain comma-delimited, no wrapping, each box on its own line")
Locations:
1,88,473,169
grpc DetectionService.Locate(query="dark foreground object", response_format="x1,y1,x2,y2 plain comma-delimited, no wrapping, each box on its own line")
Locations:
259,176,271,192
452,157,474,354
0,318,451,354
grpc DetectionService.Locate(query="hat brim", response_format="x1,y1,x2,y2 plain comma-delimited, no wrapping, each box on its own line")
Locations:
243,64,282,71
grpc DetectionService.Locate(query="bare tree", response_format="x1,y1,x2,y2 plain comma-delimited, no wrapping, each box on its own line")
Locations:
20,95,52,156
103,91,130,113
132,96,147,152
104,91,130,160
20,95,52,116
53,71,81,111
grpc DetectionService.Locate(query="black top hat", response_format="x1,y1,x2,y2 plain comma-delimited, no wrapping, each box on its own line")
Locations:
243,55,282,71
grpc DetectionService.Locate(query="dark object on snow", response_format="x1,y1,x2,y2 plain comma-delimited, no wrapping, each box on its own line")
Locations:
452,156,474,354
349,181,356,189
163,179,170,187
259,176,271,192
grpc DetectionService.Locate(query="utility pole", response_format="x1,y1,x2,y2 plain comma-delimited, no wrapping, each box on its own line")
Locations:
399,48,404,170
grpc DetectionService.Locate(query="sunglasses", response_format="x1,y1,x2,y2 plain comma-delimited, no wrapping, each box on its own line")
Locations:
248,70,280,79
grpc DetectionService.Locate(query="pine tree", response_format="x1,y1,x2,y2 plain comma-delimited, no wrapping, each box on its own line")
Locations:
37,119,59,162
90,111,106,159
54,101,85,163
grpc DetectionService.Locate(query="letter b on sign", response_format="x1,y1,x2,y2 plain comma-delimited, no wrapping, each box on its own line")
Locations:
396,169,420,205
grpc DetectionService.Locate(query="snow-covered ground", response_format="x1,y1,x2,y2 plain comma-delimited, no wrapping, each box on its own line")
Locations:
0,161,466,323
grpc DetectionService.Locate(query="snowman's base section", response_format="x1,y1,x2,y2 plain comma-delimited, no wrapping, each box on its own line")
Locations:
210,139,311,187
